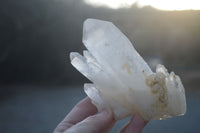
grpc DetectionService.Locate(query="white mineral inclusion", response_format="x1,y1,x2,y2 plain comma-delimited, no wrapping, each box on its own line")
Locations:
70,19,186,120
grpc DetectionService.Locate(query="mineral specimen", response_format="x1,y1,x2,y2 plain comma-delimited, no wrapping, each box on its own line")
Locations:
70,19,186,120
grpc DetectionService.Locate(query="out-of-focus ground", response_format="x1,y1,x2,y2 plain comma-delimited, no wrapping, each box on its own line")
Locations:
0,83,200,133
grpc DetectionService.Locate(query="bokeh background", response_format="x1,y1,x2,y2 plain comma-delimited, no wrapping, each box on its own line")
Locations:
0,0,200,132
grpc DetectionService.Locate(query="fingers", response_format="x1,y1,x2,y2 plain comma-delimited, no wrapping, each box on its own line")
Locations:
118,114,148,133
117,121,131,133
65,109,116,133
54,97,147,133
125,114,147,133
54,97,98,133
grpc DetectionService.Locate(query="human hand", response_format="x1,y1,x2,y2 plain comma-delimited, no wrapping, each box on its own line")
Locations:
53,97,148,133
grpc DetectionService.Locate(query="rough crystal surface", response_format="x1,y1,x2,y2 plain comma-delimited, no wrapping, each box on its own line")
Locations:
70,19,186,120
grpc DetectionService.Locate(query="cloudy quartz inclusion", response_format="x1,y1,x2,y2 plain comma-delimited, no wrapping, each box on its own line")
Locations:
70,19,186,120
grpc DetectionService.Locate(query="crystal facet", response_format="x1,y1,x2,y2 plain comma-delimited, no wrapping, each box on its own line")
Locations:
70,19,186,120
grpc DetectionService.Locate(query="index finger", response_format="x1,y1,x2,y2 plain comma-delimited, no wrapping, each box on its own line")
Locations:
54,97,98,133
118,114,148,133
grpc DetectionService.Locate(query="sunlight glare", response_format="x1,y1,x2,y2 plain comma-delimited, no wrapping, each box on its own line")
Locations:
84,0,200,10
139,0,200,10
84,0,136,9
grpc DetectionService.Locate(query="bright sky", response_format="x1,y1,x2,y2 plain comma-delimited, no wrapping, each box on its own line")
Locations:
84,0,200,11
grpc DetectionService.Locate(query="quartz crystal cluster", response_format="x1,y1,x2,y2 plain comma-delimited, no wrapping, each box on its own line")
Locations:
70,19,186,120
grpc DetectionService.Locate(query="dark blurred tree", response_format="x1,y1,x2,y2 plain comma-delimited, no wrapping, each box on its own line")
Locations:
0,0,199,85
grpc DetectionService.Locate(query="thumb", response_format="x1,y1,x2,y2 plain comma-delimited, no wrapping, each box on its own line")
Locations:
64,109,116,133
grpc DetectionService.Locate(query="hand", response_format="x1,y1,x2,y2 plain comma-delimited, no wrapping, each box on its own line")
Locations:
53,97,148,133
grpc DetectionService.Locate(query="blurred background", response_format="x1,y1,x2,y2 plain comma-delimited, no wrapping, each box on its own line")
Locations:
0,0,200,132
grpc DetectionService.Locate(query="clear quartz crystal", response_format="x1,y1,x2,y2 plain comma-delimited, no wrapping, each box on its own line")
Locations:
70,19,186,120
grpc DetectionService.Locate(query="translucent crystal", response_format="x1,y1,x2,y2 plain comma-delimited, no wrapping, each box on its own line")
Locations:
70,19,186,120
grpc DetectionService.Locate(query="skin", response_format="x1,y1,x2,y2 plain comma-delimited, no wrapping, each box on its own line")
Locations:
53,97,148,133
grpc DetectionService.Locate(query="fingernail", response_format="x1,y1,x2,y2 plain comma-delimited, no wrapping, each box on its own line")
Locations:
99,108,112,116
134,114,144,123
134,114,148,124
129,114,143,128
